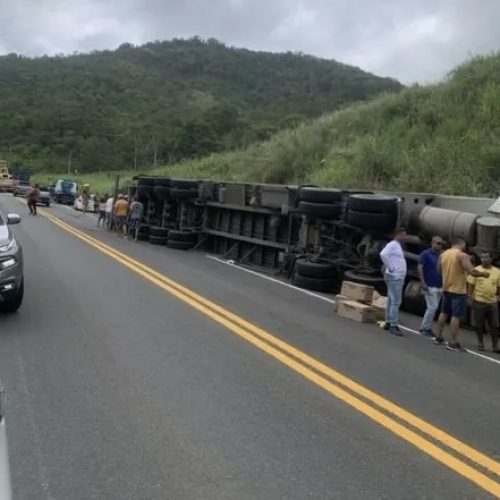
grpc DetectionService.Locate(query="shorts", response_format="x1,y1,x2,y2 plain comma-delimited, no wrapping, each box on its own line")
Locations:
115,215,127,227
128,218,141,230
472,301,499,329
441,292,466,318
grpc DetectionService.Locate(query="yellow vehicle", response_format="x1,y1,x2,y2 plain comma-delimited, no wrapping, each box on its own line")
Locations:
0,161,14,193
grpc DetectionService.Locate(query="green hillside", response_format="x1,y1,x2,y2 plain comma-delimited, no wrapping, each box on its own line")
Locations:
146,53,499,197
33,53,500,198
0,37,401,174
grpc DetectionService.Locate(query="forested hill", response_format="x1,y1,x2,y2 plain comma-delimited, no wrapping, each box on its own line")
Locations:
0,38,402,173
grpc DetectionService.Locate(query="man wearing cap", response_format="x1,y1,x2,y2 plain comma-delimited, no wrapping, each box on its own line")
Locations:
114,194,129,237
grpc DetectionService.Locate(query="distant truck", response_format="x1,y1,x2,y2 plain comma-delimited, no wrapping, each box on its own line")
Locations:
52,179,77,205
11,170,32,197
0,161,14,193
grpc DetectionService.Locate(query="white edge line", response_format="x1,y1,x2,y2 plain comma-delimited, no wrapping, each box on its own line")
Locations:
205,255,336,304
464,349,500,365
207,255,500,367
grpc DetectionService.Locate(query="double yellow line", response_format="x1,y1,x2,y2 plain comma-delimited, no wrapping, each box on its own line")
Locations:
39,209,500,497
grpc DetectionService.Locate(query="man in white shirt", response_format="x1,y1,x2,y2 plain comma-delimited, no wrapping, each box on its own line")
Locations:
105,195,114,230
379,228,407,336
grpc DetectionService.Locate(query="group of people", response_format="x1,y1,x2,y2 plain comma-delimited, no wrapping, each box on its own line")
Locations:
95,193,144,240
380,229,500,353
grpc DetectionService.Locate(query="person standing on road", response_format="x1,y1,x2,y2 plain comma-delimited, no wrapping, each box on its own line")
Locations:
127,195,144,241
114,194,129,237
97,195,107,228
418,236,444,336
380,228,407,336
105,194,114,230
467,251,500,353
434,238,489,351
27,184,40,216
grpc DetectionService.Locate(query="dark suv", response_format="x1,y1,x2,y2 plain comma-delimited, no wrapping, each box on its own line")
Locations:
0,210,23,312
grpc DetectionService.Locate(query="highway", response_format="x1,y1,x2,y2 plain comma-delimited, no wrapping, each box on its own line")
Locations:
0,193,499,500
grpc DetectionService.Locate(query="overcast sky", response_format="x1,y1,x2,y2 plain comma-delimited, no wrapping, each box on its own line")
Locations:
0,0,499,83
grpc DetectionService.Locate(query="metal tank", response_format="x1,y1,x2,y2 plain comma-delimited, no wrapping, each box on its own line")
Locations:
409,206,479,246
475,216,500,252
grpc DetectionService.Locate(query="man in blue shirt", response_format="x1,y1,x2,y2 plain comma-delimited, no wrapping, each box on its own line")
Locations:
418,236,444,336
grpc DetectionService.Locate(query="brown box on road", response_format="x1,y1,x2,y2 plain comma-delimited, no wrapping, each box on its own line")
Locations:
336,299,378,323
340,281,374,304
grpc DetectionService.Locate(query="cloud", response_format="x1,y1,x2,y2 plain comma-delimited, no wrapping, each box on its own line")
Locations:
0,0,499,83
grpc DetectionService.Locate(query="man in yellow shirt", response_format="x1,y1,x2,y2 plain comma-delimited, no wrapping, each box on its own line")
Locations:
114,194,129,236
434,237,489,351
467,251,500,353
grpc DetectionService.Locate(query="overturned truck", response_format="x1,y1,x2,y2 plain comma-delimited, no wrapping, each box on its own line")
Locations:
128,176,500,324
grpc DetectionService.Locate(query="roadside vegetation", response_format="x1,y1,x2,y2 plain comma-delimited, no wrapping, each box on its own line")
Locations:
0,38,400,174
34,53,500,197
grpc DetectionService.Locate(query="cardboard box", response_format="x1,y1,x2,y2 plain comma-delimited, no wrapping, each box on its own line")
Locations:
340,280,374,304
333,294,351,313
336,299,378,323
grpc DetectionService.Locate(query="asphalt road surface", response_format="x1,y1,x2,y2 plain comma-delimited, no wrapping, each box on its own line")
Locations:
1,193,499,500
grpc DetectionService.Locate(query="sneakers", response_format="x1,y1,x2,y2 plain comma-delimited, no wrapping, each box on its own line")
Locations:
389,326,403,337
446,342,466,352
433,335,444,345
419,329,433,337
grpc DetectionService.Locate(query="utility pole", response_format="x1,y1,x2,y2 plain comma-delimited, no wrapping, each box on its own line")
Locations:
67,150,73,176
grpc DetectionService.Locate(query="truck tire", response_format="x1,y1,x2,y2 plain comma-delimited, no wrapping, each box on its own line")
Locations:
0,279,23,313
136,186,153,198
343,270,386,294
150,226,169,237
153,186,170,200
137,177,155,187
167,230,197,243
291,272,336,293
149,235,168,245
298,187,343,204
297,202,343,220
401,280,427,316
347,194,398,213
295,258,337,279
169,188,198,200
346,210,396,231
171,179,198,189
167,239,195,250
153,178,171,187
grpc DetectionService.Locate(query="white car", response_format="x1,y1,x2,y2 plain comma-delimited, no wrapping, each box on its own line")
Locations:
0,386,12,500
73,194,97,213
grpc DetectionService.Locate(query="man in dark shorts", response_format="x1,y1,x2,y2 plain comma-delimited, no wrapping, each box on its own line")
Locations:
467,251,500,353
113,194,129,236
434,238,489,351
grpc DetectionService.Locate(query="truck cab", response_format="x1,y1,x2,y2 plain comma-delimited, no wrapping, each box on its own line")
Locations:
53,179,77,205
0,162,14,193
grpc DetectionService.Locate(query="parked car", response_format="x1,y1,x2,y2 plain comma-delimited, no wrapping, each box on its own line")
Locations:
13,184,50,207
37,188,51,207
11,182,31,197
0,210,23,313
0,385,13,500
74,194,97,213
